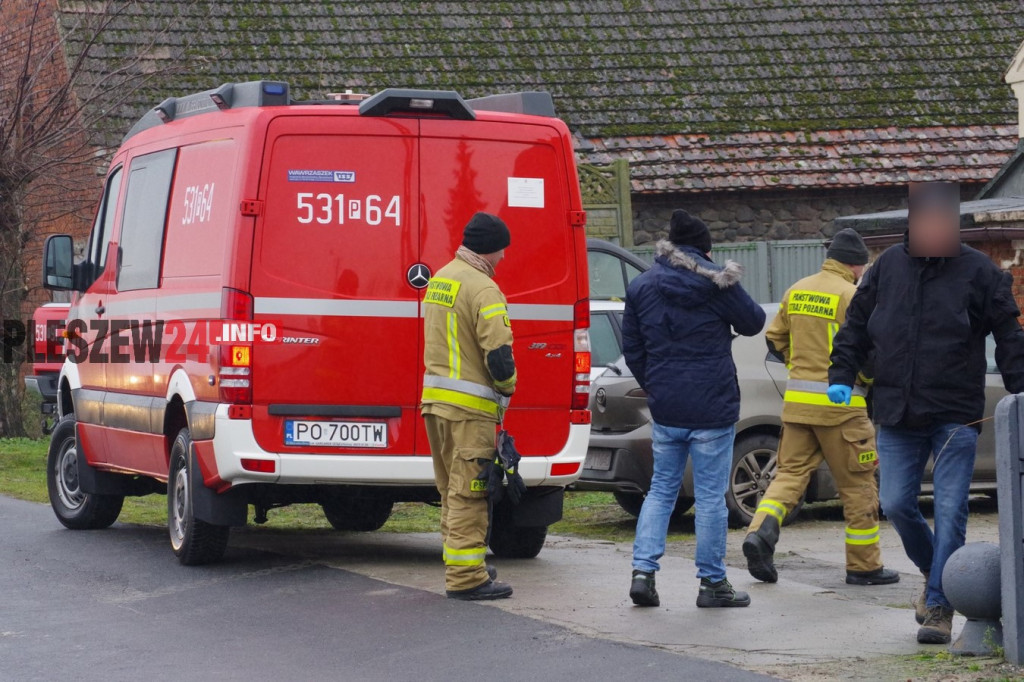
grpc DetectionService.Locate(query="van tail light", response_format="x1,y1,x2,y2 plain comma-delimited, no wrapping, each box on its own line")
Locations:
572,299,591,410
218,288,253,405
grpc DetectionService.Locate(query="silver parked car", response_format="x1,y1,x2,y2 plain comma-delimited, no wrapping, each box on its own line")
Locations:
578,305,1004,527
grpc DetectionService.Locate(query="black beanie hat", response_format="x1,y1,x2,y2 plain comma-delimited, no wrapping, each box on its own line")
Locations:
668,210,712,253
462,212,511,254
826,228,869,266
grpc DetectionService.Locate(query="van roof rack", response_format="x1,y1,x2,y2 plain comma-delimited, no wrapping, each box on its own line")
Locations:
467,92,556,118
122,81,556,143
358,88,476,120
122,80,289,143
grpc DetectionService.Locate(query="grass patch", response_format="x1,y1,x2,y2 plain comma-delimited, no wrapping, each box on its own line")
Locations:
0,438,658,543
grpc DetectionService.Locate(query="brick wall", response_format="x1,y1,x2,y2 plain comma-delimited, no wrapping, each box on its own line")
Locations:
631,184,981,245
1,0,101,321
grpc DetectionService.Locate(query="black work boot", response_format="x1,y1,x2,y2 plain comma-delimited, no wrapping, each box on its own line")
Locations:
446,579,513,601
696,578,751,608
629,570,660,607
486,565,498,581
846,566,900,585
742,516,780,583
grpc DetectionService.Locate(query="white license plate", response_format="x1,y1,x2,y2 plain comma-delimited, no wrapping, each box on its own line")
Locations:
585,449,613,471
284,420,388,449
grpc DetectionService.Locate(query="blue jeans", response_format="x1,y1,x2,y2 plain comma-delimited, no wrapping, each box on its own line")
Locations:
877,423,978,610
633,422,735,582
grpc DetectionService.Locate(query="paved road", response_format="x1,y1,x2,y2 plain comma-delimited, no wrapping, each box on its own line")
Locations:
0,495,773,682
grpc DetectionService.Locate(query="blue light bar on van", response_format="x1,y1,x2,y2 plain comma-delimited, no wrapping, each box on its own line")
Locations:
263,82,287,96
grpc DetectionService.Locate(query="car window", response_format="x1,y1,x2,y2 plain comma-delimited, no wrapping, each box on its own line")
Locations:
588,250,628,300
625,261,643,284
590,312,622,367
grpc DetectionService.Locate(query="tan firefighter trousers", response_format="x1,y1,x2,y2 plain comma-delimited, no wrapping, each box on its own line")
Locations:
747,415,883,573
424,414,494,592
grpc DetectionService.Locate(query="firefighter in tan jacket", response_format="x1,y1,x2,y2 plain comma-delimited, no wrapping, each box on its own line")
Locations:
421,212,516,601
742,229,900,586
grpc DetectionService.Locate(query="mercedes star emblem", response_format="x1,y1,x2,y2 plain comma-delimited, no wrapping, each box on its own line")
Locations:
407,263,431,289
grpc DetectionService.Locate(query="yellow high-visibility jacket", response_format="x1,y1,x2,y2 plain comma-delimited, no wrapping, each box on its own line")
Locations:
421,256,517,423
767,259,869,426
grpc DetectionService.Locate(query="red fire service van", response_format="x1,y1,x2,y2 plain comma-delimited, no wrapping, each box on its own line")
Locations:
41,81,591,565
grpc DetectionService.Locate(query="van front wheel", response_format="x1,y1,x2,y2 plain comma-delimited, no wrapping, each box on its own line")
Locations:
168,428,229,565
488,523,547,559
46,415,124,530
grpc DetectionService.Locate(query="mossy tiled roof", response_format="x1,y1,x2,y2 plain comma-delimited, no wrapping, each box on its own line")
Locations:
57,0,1024,191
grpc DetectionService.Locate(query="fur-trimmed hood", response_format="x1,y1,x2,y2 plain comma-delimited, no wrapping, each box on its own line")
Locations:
654,239,743,289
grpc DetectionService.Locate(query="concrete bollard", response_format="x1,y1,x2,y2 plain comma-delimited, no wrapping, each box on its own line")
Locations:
943,542,1002,655
994,394,1024,664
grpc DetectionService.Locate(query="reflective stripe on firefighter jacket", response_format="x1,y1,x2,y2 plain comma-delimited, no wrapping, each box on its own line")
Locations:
421,256,517,422
766,258,870,426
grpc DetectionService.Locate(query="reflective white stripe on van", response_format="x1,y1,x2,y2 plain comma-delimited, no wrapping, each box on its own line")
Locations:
254,297,419,318
507,304,574,322
102,292,222,317
254,298,574,321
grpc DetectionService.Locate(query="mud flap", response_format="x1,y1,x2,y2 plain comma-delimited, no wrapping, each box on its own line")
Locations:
189,444,248,527
494,486,564,527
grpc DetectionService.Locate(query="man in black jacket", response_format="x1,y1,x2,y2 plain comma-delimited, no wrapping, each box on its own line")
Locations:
828,218,1024,643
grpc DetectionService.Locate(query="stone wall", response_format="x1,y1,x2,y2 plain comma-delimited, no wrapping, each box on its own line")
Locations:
630,184,981,245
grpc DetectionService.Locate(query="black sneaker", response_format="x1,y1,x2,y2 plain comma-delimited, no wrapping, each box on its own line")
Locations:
446,580,513,601
696,578,751,608
742,532,778,583
629,570,660,607
846,567,900,586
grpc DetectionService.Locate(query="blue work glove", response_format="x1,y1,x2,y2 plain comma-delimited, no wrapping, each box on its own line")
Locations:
827,384,852,405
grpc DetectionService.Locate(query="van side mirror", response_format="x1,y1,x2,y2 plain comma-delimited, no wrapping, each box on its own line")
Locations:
43,235,75,290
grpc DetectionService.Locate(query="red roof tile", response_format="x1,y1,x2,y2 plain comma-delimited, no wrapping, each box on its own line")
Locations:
578,125,1019,193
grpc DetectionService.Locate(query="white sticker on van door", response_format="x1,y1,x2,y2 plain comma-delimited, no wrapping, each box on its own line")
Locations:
508,177,544,208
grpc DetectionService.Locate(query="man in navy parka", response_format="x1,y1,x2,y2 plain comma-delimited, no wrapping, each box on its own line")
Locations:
623,209,766,608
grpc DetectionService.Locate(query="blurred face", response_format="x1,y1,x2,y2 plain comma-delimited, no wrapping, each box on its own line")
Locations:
850,263,866,281
908,182,960,258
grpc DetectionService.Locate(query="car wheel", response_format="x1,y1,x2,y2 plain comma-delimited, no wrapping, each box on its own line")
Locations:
321,496,394,532
168,428,229,565
46,414,124,530
726,433,803,529
489,522,547,559
614,491,694,520
613,491,645,517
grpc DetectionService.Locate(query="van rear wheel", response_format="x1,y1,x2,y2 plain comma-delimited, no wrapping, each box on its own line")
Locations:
488,523,547,559
321,496,394,532
46,415,124,530
168,428,229,565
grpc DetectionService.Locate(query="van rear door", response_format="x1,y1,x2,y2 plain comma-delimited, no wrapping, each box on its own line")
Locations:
250,115,420,456
419,118,583,456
